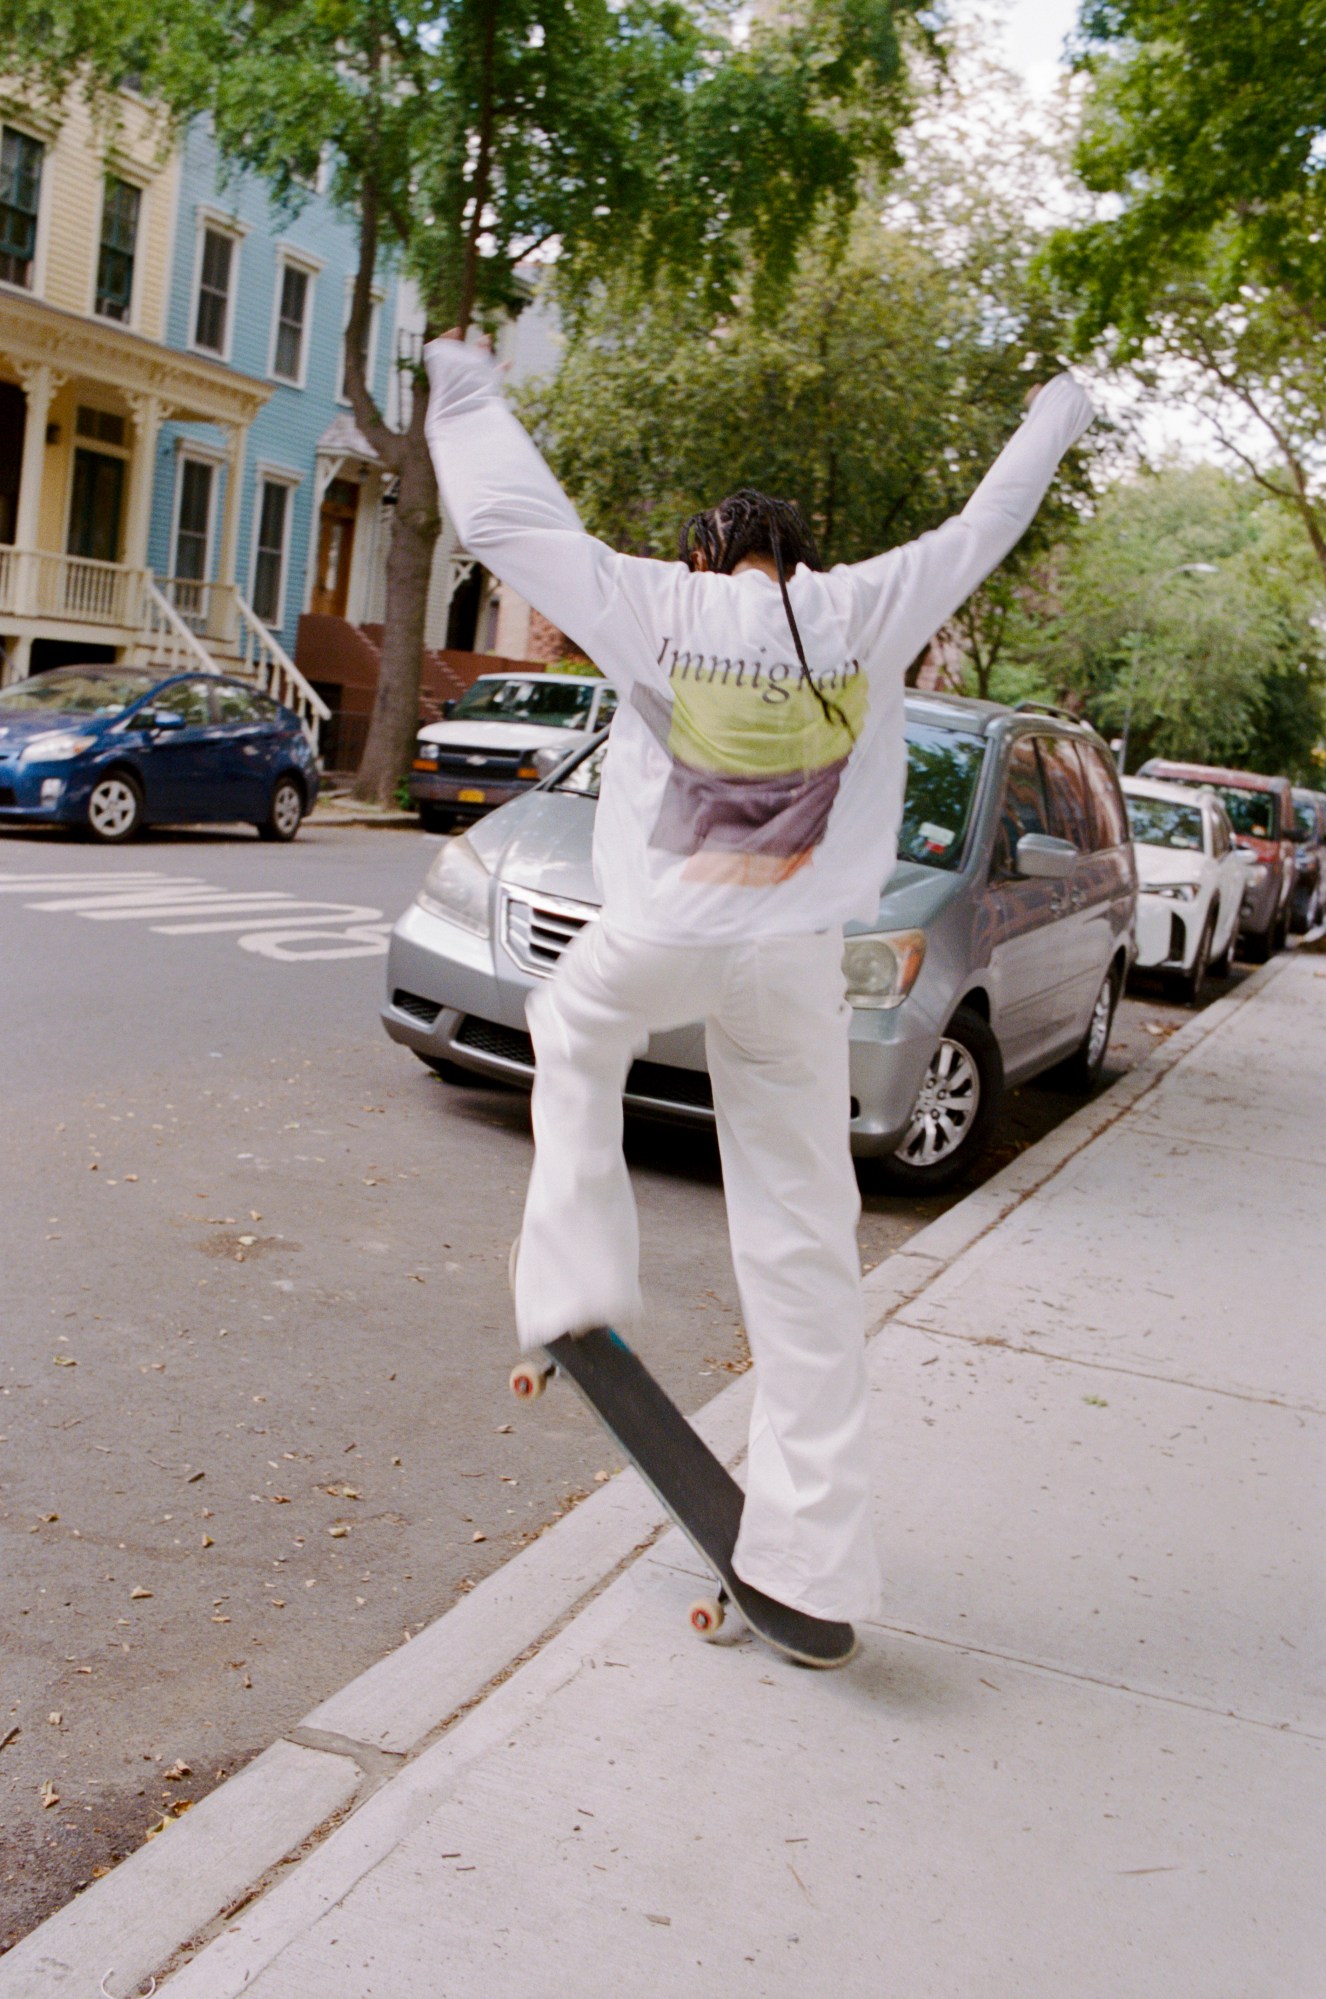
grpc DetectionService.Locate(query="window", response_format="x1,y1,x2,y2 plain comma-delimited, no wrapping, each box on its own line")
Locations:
96,176,140,321
151,678,213,726
1125,795,1205,852
594,686,619,728
1039,737,1095,852
993,736,1051,875
272,261,311,383
194,227,235,354
0,125,44,290
251,478,292,625
898,725,987,871
76,405,127,447
174,460,214,583
1078,743,1128,849
215,682,274,724
450,677,597,729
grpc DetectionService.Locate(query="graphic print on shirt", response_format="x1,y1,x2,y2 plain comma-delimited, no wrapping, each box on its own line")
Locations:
633,640,870,887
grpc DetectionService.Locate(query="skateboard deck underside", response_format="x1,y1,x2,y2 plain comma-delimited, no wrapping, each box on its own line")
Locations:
546,1328,745,1585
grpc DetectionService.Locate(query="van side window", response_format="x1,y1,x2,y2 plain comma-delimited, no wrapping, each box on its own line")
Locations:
993,736,1051,876
594,685,618,727
1078,743,1128,848
1039,738,1095,851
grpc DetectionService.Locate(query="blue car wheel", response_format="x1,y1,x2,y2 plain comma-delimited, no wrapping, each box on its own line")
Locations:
258,774,304,843
86,771,144,843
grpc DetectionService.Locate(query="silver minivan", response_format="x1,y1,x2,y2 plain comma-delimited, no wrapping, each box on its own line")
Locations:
383,693,1136,1189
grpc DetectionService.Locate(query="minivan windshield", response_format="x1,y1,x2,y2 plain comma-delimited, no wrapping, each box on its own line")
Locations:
553,719,986,870
1126,795,1205,852
0,667,158,717
896,725,986,869
451,676,595,729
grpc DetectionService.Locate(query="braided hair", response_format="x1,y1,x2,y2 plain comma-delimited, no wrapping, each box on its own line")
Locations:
677,489,856,741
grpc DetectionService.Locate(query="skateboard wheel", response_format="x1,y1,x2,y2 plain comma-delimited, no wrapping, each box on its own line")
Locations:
688,1596,725,1639
509,1360,551,1401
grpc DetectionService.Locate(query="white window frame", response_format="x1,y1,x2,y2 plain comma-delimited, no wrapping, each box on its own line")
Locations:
267,245,323,389
338,277,382,406
169,442,224,586
247,462,301,632
189,206,248,364
0,113,54,302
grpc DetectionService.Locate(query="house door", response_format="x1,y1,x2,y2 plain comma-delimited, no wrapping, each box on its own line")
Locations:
311,478,358,617
67,448,125,562
0,382,24,544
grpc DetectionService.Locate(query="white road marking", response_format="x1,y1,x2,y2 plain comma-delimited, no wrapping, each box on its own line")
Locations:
0,867,394,961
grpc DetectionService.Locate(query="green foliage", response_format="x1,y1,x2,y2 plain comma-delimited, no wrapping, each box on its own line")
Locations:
0,0,935,334
1054,0,1326,340
1047,2,1326,591
998,467,1326,781
522,210,1085,563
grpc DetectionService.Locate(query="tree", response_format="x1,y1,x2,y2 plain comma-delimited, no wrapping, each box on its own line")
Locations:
993,467,1326,781
1047,0,1326,588
520,36,1093,693
2,0,934,799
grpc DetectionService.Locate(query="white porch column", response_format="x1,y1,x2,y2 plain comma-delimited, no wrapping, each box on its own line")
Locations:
215,421,248,646
122,391,164,574
13,363,61,616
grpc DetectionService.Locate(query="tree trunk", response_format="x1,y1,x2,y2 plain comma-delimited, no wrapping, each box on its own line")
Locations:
353,399,441,805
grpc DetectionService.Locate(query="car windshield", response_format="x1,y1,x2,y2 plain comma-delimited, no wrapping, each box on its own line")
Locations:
0,667,159,717
451,677,595,730
554,719,986,871
1126,795,1205,852
896,725,986,869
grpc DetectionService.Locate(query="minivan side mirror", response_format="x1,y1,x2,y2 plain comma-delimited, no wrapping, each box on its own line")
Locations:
442,698,457,718
1015,832,1078,881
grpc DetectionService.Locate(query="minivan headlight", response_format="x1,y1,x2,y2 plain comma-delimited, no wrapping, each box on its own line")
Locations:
19,731,95,763
416,833,491,936
842,929,927,1009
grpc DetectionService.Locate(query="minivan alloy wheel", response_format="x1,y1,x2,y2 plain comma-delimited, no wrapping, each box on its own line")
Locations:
1085,973,1113,1069
897,1037,981,1168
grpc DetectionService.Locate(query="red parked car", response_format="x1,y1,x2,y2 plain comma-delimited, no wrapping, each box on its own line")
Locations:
1137,760,1296,960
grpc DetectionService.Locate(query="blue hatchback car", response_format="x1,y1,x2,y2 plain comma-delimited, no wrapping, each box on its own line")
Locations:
0,664,320,842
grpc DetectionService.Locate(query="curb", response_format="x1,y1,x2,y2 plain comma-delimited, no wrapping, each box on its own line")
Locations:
308,806,421,830
0,952,1296,1997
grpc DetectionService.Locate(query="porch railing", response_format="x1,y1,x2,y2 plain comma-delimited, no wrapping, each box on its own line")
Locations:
233,591,331,746
0,548,146,628
142,579,218,677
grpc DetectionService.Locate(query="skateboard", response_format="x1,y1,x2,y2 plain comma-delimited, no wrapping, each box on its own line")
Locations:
510,1327,856,1668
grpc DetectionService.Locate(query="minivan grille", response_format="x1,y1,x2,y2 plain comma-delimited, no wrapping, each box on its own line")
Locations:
502,887,598,978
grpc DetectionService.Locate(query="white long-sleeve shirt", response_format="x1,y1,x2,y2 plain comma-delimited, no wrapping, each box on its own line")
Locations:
424,342,1093,944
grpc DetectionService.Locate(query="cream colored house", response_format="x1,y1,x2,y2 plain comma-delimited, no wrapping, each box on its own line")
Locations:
0,84,323,726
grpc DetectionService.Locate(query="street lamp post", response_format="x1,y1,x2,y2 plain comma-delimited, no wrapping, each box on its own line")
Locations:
1116,562,1219,775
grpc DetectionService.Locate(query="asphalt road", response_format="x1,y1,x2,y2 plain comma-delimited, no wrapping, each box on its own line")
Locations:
0,820,1249,1950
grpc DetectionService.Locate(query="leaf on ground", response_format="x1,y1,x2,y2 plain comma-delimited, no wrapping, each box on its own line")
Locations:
329,1523,349,1538
164,1759,191,1781
47,1712,62,1726
53,1355,77,1367
40,1780,59,1809
130,1586,153,1600
1083,1394,1109,1407
324,1483,360,1499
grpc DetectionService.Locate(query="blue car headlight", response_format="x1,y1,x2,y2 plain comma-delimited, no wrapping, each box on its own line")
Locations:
18,731,96,764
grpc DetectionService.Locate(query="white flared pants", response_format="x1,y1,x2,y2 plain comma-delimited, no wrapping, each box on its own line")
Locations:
514,919,881,1623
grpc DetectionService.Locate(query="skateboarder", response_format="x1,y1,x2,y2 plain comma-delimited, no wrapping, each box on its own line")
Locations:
425,333,1093,1651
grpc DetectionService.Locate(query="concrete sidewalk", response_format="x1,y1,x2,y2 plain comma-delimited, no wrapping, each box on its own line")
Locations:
7,953,1322,1997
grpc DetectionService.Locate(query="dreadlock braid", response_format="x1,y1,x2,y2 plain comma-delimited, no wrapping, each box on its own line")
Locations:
677,489,856,742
